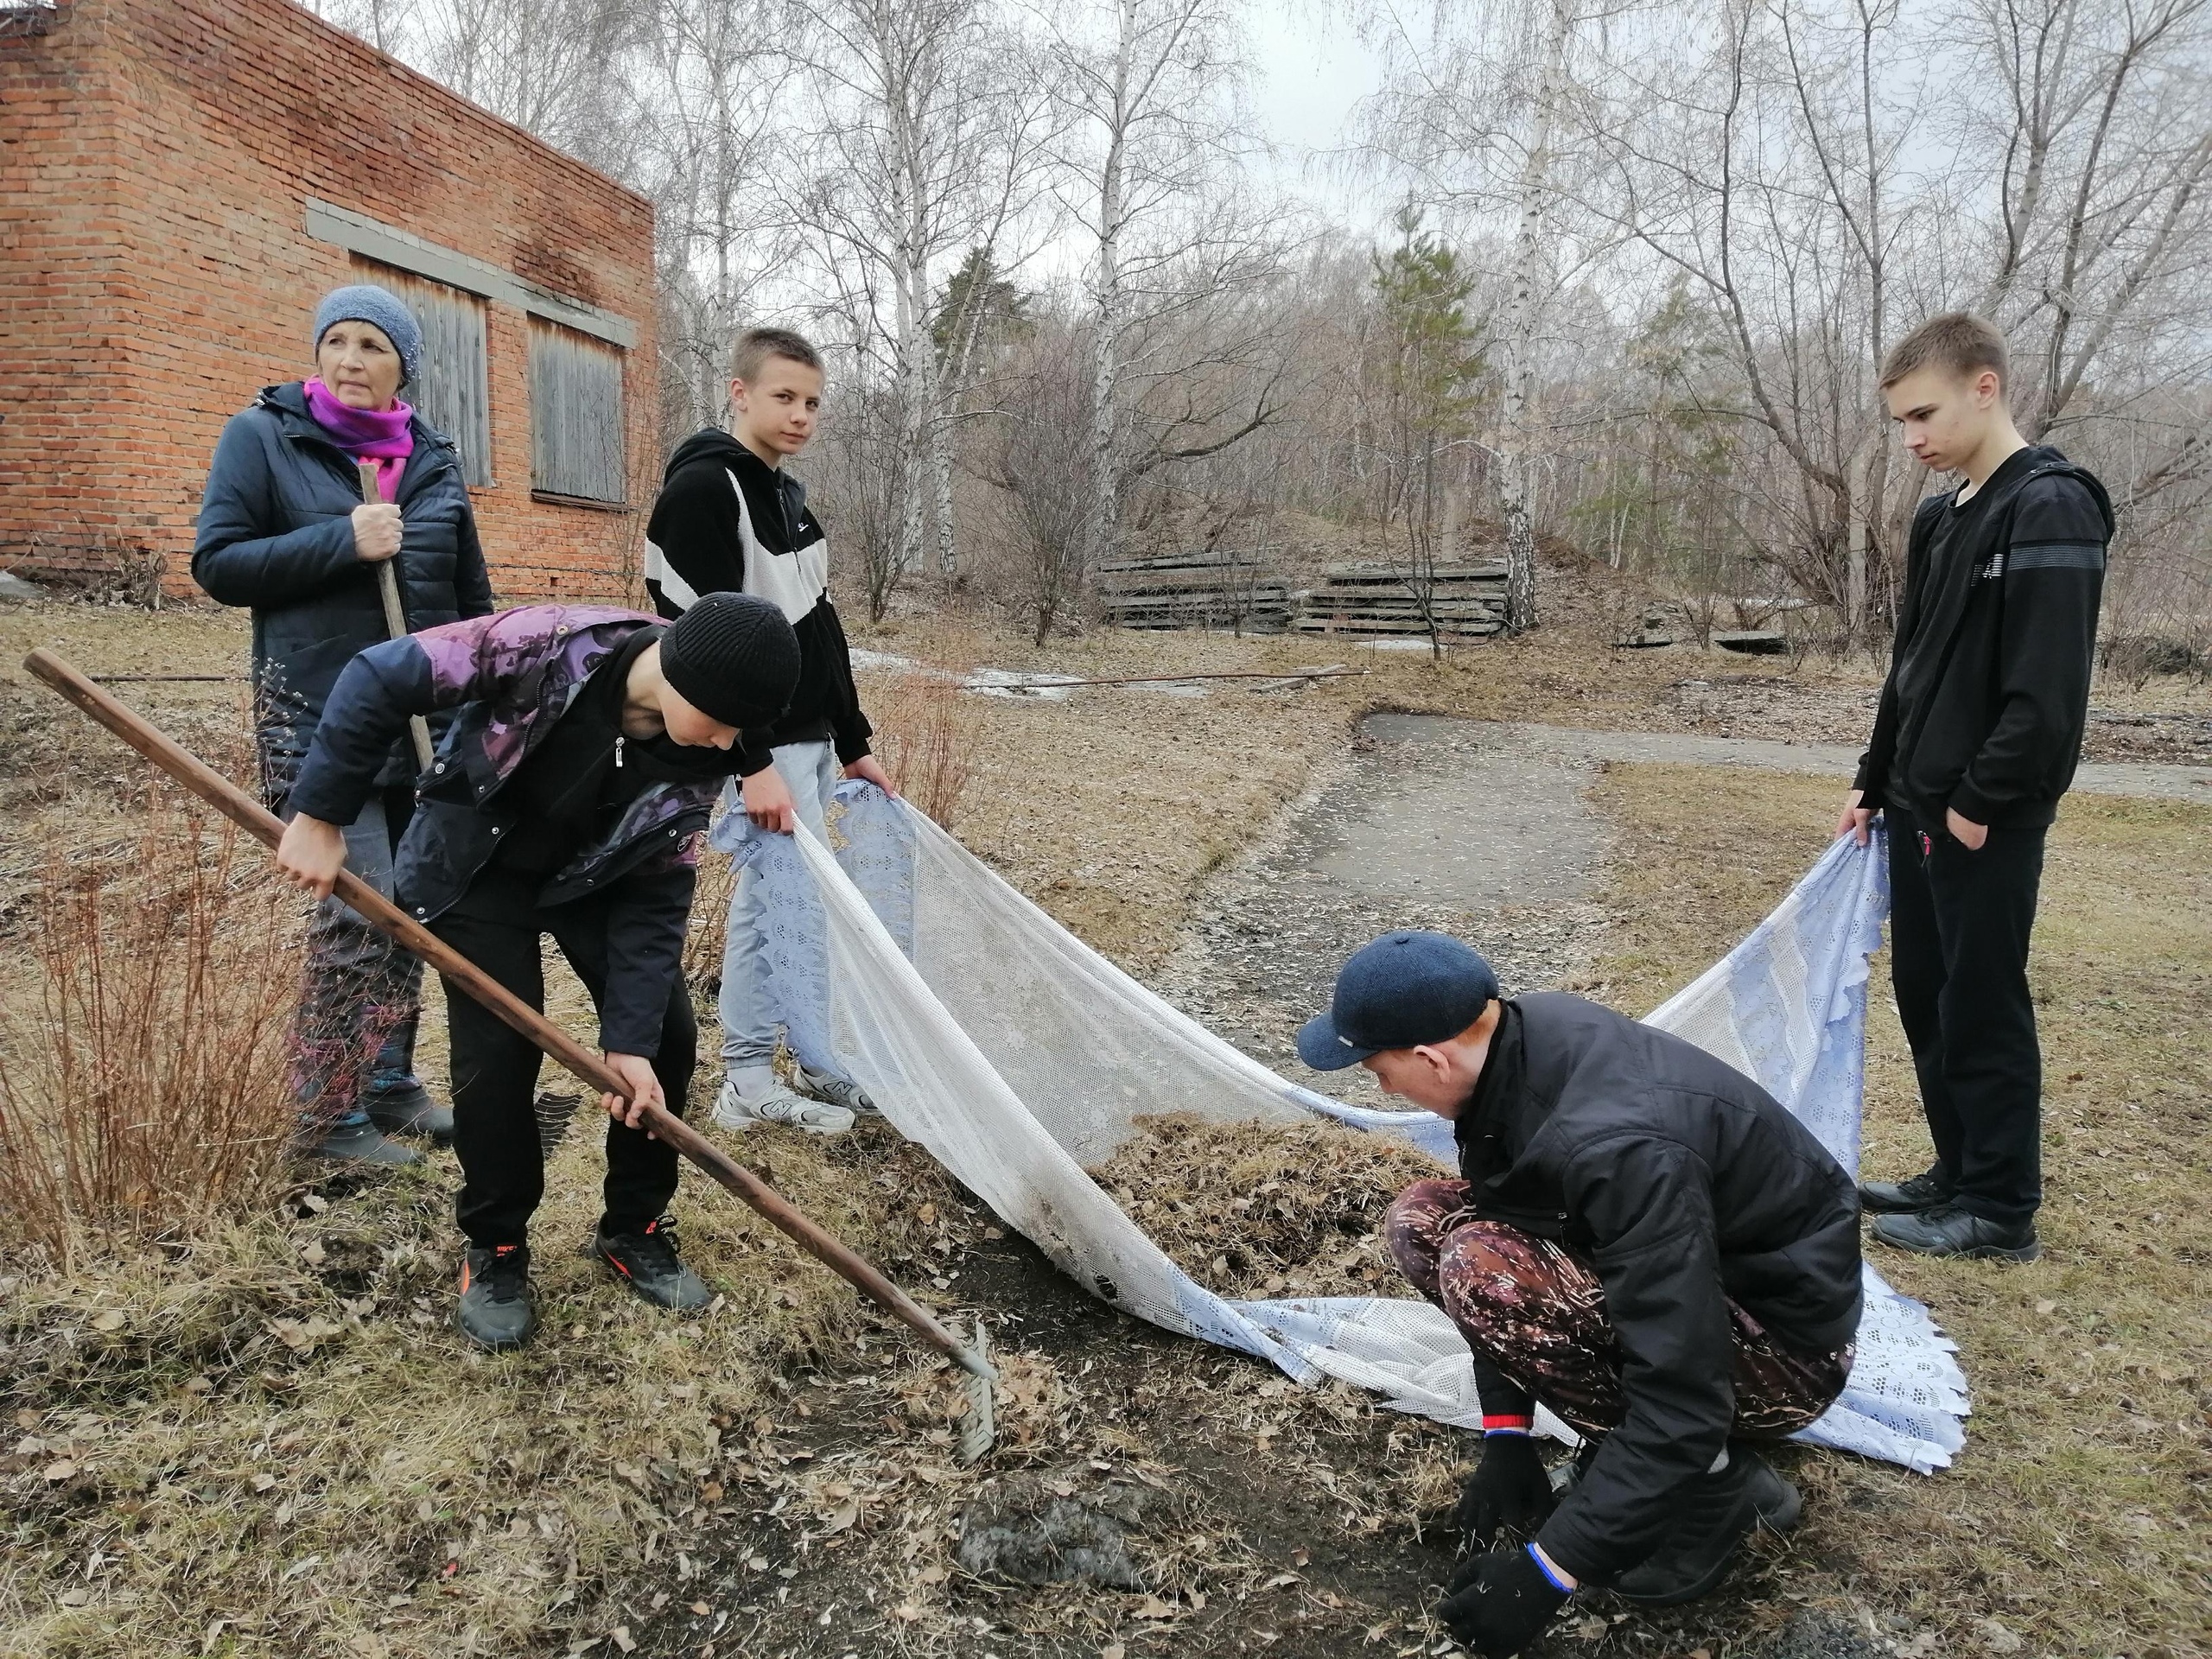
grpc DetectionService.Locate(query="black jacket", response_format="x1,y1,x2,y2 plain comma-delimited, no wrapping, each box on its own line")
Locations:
1853,445,2111,830
642,428,870,773
1453,994,1862,1585
192,382,494,802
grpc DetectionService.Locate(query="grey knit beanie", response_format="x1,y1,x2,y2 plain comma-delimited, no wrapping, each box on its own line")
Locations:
312,284,423,388
658,594,801,728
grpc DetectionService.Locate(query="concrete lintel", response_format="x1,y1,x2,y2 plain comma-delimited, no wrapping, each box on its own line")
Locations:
304,198,639,350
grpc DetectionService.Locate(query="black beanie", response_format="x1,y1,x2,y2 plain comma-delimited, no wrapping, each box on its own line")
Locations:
658,593,801,728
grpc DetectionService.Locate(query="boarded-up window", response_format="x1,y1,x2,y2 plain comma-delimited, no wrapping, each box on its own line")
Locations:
350,257,493,487
530,320,626,505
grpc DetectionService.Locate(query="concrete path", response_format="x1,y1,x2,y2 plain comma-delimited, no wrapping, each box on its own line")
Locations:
1454,717,2212,803
1157,712,2208,1111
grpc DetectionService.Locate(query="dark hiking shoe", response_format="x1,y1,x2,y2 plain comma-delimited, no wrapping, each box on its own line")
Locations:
1859,1166,1954,1214
456,1244,536,1351
1871,1204,2040,1262
592,1215,713,1313
365,1078,454,1146
1613,1446,1801,1606
296,1117,423,1167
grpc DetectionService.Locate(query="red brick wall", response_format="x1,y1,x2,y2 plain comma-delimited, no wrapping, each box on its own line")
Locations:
0,0,657,602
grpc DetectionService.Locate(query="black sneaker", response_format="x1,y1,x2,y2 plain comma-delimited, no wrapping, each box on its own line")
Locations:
457,1243,537,1351
1870,1203,2040,1262
296,1117,423,1167
1613,1446,1800,1605
591,1215,713,1313
365,1079,454,1146
1858,1166,1954,1214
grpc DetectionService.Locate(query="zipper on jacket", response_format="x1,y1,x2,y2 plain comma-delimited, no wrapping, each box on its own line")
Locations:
614,735,625,769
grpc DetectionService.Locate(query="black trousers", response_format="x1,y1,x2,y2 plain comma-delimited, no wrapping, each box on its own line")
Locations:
1885,805,2048,1225
429,868,696,1249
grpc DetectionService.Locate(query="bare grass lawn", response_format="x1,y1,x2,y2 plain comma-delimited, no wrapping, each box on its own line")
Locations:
1590,764,2212,1659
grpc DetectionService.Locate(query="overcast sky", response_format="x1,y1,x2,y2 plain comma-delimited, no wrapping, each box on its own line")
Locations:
1242,0,1392,233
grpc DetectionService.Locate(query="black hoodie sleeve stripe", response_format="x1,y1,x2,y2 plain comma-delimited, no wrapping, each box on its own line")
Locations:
1950,474,2107,824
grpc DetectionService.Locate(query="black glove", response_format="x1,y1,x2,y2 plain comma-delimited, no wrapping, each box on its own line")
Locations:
1439,1546,1570,1657
1452,1433,1557,1548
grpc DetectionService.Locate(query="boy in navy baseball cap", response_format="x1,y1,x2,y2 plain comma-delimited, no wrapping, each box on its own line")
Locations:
1300,933,1862,1656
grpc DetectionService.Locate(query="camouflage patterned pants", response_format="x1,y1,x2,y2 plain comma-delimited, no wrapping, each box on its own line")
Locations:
1387,1177,1852,1440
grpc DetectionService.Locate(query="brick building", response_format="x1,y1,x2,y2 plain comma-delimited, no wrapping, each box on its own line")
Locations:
0,0,656,601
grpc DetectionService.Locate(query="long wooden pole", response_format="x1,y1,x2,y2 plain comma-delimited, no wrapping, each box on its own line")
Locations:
356,460,437,772
22,648,994,1383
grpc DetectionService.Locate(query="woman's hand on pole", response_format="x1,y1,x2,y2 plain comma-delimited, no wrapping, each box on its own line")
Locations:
275,813,348,899
351,502,403,563
601,1052,665,1130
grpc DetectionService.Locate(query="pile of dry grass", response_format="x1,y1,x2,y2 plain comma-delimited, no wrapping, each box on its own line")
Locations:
1089,1113,1441,1300
0,779,310,1267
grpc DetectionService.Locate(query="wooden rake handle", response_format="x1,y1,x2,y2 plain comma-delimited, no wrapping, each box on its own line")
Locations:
22,649,993,1382
356,460,436,773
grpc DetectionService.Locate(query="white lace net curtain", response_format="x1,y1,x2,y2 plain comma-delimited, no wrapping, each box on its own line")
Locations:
720,786,1967,1473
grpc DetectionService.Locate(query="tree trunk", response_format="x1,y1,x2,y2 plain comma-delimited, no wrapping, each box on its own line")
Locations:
1084,3,1133,588
1496,0,1569,637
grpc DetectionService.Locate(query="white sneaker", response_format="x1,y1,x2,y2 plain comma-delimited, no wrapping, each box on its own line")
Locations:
794,1064,880,1116
712,1077,855,1135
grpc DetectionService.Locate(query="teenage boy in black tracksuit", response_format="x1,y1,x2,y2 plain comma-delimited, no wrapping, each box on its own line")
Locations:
1840,313,2111,1263
274,594,802,1351
1299,931,1862,1656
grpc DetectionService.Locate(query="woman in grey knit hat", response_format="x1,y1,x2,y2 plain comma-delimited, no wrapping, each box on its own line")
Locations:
192,282,494,1166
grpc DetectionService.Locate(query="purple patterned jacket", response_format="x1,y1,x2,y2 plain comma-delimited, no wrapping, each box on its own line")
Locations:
289,605,728,1053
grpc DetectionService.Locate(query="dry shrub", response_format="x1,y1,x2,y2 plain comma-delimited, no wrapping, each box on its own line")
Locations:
1088,1112,1442,1300
866,666,979,829
681,827,739,995
0,783,309,1265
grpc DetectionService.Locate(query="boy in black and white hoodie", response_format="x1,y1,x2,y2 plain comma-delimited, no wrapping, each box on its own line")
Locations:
645,327,894,1134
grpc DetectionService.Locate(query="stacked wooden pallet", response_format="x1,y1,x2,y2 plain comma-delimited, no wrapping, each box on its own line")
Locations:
1294,562,1507,637
1096,553,1296,633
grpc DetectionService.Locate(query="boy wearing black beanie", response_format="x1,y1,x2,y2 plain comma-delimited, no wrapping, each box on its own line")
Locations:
276,596,800,1350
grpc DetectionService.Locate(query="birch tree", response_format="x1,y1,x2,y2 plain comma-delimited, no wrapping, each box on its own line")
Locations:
626,0,793,436
798,0,1053,579
1047,0,1287,581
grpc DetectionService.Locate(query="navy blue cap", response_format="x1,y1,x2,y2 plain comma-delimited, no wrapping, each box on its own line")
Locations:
1296,931,1499,1071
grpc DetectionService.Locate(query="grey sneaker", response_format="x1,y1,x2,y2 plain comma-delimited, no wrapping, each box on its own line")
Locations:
794,1063,880,1117
592,1215,713,1313
712,1077,855,1135
296,1117,423,1167
456,1243,536,1351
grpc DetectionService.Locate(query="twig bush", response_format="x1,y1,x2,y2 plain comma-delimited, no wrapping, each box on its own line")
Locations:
0,783,309,1265
866,664,979,829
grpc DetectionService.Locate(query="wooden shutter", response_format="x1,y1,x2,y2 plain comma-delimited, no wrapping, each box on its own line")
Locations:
350,258,493,487
529,319,627,505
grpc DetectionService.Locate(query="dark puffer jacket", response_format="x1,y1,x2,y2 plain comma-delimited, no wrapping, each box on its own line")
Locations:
192,381,494,802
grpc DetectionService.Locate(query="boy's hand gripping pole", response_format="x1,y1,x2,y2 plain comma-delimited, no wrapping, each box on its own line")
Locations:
22,649,1001,1441
357,460,437,773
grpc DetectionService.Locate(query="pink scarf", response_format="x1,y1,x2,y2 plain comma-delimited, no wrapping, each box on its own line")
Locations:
302,377,415,504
